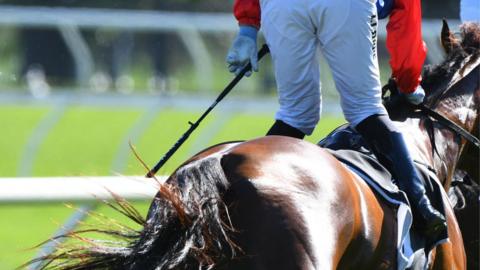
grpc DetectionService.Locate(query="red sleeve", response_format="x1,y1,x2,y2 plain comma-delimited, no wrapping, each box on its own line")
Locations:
233,0,261,29
386,0,426,94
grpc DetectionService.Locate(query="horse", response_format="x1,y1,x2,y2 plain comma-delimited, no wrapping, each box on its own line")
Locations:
419,21,480,189
427,21,480,270
28,22,479,270
449,107,479,269
450,170,479,270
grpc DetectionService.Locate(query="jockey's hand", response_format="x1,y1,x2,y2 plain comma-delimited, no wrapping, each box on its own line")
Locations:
226,25,258,77
404,85,426,105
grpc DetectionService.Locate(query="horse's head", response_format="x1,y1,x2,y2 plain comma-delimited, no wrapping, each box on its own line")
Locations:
423,20,480,112
421,20,480,185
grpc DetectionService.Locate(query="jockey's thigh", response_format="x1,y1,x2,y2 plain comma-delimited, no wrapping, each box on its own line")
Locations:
312,0,387,126
261,0,321,135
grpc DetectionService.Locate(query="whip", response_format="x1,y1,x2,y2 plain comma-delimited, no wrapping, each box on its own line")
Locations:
147,44,270,177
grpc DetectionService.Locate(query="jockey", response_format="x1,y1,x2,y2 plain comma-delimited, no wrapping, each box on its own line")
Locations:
226,0,446,237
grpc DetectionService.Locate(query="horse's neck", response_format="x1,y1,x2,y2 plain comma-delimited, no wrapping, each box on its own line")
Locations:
410,57,480,187
430,70,479,185
400,118,463,188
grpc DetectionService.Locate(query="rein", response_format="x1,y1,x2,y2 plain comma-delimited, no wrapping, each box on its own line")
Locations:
417,104,480,148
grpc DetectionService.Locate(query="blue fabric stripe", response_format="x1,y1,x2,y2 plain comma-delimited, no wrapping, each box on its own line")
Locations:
376,0,395,19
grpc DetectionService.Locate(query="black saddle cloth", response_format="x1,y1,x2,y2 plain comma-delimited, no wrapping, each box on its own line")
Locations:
318,124,448,251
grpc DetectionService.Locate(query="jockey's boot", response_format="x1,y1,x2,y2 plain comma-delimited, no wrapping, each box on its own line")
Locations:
266,120,305,139
356,114,447,239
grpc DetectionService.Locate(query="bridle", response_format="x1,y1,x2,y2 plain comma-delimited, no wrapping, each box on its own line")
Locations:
417,104,479,149
420,55,480,149
382,56,480,150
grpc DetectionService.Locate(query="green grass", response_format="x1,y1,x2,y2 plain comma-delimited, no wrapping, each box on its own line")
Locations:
209,113,345,144
0,106,50,176
209,113,274,143
0,203,75,269
123,108,217,175
33,107,142,176
0,202,151,269
0,104,344,268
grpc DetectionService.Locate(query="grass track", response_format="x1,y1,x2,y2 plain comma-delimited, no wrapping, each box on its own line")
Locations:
33,107,143,176
0,106,50,176
0,202,151,270
0,104,345,268
123,109,216,175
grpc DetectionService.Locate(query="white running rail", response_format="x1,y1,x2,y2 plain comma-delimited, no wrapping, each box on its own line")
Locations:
0,176,164,203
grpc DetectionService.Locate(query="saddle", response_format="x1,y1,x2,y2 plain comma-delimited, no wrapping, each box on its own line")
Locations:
318,124,448,269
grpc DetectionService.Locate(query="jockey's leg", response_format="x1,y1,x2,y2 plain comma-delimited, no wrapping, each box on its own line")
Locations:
355,115,447,237
267,120,305,139
316,0,446,236
260,0,321,137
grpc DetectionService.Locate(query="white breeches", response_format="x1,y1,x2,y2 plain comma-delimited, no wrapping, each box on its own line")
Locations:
261,0,387,135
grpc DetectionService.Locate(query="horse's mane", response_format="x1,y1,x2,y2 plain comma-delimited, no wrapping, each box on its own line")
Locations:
26,156,238,270
422,22,480,101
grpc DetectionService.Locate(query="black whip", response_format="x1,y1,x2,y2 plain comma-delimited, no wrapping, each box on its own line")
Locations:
146,44,270,177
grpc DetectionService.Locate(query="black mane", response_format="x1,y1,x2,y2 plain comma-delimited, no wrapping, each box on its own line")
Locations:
422,22,480,102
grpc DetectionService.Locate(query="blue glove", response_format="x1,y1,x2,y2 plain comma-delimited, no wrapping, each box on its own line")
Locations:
226,26,258,77
404,85,425,105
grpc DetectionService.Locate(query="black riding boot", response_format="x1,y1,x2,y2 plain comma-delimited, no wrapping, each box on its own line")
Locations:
356,114,447,238
266,120,305,139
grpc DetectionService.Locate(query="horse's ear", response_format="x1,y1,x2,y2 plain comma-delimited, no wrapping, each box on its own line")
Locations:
441,19,460,55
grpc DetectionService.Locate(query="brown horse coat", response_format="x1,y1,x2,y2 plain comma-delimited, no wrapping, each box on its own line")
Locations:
179,135,465,270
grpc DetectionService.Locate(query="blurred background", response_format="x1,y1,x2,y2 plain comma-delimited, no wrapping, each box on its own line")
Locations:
0,0,462,269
